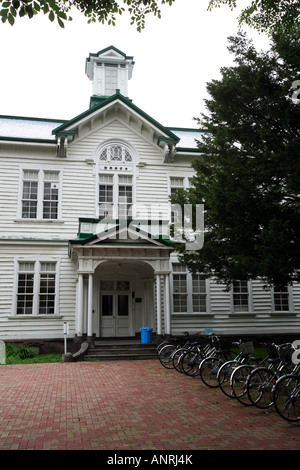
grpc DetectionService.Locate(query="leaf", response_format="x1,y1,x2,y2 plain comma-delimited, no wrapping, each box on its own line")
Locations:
26,5,34,18
57,16,64,27
7,12,14,24
48,9,54,21
2,2,11,7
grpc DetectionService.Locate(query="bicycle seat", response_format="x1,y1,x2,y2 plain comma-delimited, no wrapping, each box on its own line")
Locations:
267,357,280,364
249,355,262,362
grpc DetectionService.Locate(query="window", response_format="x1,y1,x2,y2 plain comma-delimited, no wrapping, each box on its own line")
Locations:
39,262,56,314
99,174,114,218
21,170,60,220
172,263,209,313
43,172,59,219
172,264,187,312
118,175,133,219
104,65,118,96
232,281,249,312
16,261,58,315
17,262,35,315
99,144,132,163
22,171,38,219
170,177,184,224
273,285,289,311
192,274,207,312
98,143,135,219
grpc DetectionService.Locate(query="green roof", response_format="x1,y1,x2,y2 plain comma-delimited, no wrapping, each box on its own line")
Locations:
52,91,180,144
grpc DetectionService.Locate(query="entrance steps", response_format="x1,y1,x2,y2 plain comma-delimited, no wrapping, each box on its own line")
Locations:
83,338,157,361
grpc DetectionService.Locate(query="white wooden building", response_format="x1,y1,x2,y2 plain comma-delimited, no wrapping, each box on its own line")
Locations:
0,46,299,350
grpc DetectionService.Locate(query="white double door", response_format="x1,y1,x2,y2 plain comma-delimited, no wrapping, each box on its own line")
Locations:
100,280,132,337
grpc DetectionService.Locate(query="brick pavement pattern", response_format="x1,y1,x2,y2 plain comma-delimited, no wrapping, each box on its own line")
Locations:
0,360,299,450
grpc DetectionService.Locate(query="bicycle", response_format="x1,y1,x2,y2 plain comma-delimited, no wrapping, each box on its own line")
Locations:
217,340,262,398
199,336,236,388
172,333,203,373
156,331,189,358
246,342,295,409
158,332,200,369
179,334,217,376
230,342,279,406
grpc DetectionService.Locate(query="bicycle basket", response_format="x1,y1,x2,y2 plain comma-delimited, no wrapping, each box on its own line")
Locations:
239,341,254,354
278,343,294,363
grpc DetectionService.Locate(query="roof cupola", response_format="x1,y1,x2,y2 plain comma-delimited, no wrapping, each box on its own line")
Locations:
85,46,134,105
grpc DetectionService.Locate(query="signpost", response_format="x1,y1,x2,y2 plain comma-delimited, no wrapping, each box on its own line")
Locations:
63,322,69,355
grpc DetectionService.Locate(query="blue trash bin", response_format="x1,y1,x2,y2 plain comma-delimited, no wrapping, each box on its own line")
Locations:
140,327,153,344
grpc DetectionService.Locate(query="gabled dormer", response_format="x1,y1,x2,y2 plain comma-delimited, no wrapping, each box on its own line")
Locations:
85,46,135,107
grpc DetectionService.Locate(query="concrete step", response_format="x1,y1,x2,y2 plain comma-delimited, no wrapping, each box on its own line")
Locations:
83,340,157,361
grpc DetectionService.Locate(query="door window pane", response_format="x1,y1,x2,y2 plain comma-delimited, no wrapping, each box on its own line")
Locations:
118,295,129,316
102,295,113,316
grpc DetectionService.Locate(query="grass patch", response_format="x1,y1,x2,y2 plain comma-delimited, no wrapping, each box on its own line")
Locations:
6,354,63,364
3,343,63,364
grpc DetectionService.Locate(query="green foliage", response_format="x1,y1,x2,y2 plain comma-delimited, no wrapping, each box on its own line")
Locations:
6,343,37,359
208,0,300,35
5,343,63,363
6,353,63,364
171,31,300,288
0,0,175,29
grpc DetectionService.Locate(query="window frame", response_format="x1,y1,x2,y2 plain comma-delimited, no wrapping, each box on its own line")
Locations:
19,168,62,221
96,141,136,220
171,262,210,314
231,280,252,313
13,258,60,316
272,284,294,313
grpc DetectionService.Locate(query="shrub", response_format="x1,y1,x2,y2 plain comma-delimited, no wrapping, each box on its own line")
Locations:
6,343,37,359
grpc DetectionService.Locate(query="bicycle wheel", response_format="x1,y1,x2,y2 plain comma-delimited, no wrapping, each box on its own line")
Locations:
181,348,203,377
199,356,224,388
156,341,170,357
273,374,300,423
231,364,255,406
217,360,241,398
247,367,276,409
172,348,186,373
159,344,177,369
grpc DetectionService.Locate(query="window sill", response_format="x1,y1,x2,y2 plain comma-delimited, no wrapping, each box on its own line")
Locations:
229,312,257,317
270,311,296,316
172,312,214,316
14,219,64,224
9,315,63,320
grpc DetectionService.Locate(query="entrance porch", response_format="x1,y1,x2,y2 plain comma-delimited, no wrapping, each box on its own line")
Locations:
69,220,174,343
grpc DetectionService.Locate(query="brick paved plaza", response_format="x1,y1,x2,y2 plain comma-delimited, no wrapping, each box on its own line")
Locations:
0,360,299,451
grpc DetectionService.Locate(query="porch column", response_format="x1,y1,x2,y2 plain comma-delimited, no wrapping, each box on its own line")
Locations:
164,273,171,336
156,274,162,335
77,273,84,338
87,273,93,342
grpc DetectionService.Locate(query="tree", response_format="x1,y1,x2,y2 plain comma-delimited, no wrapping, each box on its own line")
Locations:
0,0,174,29
171,31,300,288
208,0,300,35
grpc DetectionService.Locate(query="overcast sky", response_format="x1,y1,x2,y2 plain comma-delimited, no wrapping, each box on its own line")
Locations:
0,0,271,128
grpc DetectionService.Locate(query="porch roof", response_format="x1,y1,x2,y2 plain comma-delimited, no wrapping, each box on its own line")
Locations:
68,218,176,253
